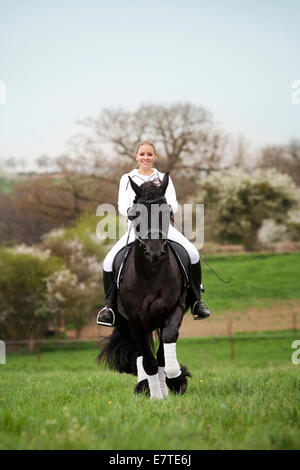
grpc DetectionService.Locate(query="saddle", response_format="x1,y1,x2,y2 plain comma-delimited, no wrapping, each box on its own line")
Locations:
112,240,191,317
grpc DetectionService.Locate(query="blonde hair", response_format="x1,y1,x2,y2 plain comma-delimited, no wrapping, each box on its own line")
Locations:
135,140,157,156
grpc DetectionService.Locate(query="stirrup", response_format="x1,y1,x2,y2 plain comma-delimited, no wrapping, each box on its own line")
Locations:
96,306,116,327
191,300,210,320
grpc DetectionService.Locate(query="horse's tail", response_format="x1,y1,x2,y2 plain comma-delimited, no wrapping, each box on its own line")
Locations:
97,317,155,376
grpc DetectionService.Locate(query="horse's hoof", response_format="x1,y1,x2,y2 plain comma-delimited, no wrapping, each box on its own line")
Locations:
166,375,188,394
134,379,150,396
166,365,191,395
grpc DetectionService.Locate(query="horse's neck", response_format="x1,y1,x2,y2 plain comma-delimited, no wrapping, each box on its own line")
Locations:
133,241,170,276
133,242,147,274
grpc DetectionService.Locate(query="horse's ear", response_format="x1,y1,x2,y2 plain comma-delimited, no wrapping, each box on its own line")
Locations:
128,176,142,197
160,172,169,194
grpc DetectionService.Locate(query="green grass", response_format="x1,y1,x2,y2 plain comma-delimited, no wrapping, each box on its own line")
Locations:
0,178,18,195
201,252,300,312
1,334,300,450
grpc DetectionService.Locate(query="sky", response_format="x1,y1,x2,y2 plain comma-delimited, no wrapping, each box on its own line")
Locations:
0,0,300,167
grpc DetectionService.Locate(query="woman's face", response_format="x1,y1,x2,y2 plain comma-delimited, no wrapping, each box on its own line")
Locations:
136,144,157,171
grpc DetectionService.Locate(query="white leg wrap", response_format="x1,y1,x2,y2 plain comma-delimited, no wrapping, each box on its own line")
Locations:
158,367,169,398
136,356,148,383
163,343,181,379
148,373,163,400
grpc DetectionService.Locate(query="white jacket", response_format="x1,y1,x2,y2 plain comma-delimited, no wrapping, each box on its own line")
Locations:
118,168,179,217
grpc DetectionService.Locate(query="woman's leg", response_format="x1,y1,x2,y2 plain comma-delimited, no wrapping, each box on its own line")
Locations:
102,229,135,272
97,229,135,327
167,225,210,320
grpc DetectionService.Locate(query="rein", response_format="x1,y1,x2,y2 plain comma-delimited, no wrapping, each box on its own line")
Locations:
136,196,166,205
126,195,169,250
170,216,231,285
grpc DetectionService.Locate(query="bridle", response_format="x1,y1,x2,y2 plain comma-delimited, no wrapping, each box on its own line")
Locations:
127,196,170,250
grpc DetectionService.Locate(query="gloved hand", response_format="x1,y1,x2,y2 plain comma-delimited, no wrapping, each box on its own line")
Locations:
127,205,140,221
167,205,175,224
167,204,174,217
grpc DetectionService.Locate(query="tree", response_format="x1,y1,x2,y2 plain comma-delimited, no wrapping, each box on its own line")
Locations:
73,102,233,174
35,154,53,172
68,102,235,201
199,168,299,250
12,156,119,224
0,191,58,246
11,103,246,222
3,156,17,171
259,138,300,186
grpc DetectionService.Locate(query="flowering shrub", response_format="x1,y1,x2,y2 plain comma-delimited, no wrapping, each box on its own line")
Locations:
0,211,112,339
39,226,104,336
0,247,63,340
44,266,99,336
198,168,300,250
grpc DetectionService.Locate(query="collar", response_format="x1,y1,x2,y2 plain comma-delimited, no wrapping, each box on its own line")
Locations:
129,168,158,177
125,168,162,190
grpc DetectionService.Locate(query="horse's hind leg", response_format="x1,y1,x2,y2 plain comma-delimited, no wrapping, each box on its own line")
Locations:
162,305,191,395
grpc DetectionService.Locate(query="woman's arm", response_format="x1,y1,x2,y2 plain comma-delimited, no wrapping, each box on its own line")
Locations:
117,174,132,216
165,175,179,214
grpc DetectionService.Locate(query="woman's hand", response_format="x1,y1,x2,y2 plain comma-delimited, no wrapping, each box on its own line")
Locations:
127,205,139,221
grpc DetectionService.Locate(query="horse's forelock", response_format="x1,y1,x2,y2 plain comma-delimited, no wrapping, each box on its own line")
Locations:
139,181,161,201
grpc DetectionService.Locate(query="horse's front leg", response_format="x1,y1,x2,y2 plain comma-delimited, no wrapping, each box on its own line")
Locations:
156,331,169,398
133,329,163,400
162,305,191,395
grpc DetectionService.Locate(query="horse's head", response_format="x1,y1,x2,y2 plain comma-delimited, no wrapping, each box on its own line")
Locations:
128,172,171,264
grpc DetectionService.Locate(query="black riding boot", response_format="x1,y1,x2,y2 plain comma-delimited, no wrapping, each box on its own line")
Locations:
188,260,210,320
96,270,118,327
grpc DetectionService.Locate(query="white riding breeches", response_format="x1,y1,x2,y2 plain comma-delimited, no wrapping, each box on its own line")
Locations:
102,223,200,272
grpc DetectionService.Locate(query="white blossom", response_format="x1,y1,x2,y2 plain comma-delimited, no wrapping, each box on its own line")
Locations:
41,228,65,241
11,244,51,260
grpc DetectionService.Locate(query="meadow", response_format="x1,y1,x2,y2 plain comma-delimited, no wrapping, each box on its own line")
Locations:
200,251,300,312
1,252,300,450
1,333,300,450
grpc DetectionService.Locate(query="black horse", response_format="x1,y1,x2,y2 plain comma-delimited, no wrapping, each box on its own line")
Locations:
97,172,191,399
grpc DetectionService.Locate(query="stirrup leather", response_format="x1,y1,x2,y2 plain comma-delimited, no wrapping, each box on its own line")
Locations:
96,306,116,326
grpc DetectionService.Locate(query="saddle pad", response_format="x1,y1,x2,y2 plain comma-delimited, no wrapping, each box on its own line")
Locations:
112,242,134,289
167,240,190,288
112,240,190,290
